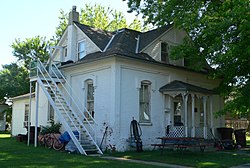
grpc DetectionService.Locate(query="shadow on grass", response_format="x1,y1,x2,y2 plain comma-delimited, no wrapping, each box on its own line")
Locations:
0,136,158,168
110,149,250,168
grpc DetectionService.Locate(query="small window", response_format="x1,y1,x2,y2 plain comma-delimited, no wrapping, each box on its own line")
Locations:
139,80,151,123
64,46,67,57
78,41,86,60
48,104,54,122
85,79,94,120
161,42,169,63
24,104,29,127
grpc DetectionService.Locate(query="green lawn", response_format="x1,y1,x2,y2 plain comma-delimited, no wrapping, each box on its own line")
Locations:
0,134,160,168
1,134,250,168
111,149,250,168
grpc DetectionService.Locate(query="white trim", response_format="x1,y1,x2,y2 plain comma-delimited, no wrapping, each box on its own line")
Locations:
103,34,115,52
135,35,140,53
77,39,86,60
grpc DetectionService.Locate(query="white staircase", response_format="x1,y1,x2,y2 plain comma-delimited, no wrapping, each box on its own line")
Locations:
31,60,102,155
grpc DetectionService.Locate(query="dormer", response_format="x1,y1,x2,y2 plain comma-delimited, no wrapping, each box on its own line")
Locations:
51,6,110,63
139,25,186,67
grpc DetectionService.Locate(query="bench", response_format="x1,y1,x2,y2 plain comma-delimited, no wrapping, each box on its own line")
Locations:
152,137,212,153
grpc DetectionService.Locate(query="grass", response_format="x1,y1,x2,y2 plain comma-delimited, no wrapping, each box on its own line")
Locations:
1,133,250,168
0,134,160,168
110,149,250,168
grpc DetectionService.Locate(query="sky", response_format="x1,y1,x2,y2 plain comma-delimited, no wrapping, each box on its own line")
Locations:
0,0,135,68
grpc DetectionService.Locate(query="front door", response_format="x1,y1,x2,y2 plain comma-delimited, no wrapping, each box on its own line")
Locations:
173,97,183,126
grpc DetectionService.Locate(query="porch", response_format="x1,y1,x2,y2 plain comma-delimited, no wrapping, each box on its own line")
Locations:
160,80,217,139
165,125,213,139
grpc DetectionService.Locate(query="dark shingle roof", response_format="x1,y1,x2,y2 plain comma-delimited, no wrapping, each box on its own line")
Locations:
107,29,139,53
159,80,214,94
139,25,173,52
75,22,113,50
74,22,173,63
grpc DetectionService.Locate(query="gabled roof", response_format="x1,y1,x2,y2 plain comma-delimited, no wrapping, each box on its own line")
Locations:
75,22,113,51
159,80,215,94
77,27,157,63
62,22,210,74
139,25,173,52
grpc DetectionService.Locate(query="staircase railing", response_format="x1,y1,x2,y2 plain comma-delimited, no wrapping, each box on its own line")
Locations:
33,59,102,155
50,63,96,137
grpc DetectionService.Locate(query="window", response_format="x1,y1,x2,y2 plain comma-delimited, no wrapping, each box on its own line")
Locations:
24,104,29,127
78,41,86,60
63,46,67,57
48,104,54,122
85,79,94,120
139,80,151,123
161,42,169,63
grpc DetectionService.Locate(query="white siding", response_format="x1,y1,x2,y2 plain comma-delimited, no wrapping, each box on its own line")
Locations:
143,28,186,66
12,85,60,136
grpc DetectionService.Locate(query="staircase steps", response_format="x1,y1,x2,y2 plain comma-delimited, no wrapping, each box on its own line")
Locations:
34,59,102,155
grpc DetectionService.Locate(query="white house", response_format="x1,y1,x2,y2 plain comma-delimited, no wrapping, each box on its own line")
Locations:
12,6,225,155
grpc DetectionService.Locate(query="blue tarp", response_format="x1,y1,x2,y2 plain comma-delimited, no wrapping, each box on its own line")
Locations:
59,131,79,143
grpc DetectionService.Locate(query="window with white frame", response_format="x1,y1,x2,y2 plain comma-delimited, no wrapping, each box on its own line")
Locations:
139,80,151,123
85,79,94,120
24,104,29,127
78,41,86,60
161,42,169,63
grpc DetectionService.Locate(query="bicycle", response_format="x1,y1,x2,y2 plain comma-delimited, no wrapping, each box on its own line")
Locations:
51,133,65,150
38,133,54,149
38,133,65,150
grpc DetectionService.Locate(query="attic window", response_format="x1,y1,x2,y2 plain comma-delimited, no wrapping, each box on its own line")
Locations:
78,41,86,60
161,42,169,63
63,46,67,57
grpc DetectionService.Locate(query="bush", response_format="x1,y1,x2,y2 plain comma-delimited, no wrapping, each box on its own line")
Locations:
40,120,61,135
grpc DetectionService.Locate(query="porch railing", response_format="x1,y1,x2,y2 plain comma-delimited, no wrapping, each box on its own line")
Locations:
166,126,213,139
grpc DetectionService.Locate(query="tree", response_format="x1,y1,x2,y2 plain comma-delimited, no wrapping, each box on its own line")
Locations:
125,0,250,116
11,36,51,69
0,63,29,103
54,4,148,43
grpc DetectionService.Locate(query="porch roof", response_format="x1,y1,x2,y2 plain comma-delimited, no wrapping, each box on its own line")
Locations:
159,80,215,95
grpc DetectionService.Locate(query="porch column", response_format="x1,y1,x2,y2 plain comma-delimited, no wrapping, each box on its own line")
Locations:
34,82,39,147
191,94,195,137
182,94,188,137
203,96,207,139
210,96,214,135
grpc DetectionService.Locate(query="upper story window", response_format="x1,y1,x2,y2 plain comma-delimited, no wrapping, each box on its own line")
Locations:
161,42,169,63
63,46,67,58
78,41,86,60
139,80,151,123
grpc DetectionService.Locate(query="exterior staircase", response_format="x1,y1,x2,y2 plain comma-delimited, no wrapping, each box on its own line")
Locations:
30,60,102,155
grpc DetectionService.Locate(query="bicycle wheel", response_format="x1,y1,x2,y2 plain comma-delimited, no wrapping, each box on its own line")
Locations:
44,134,53,149
53,138,64,150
